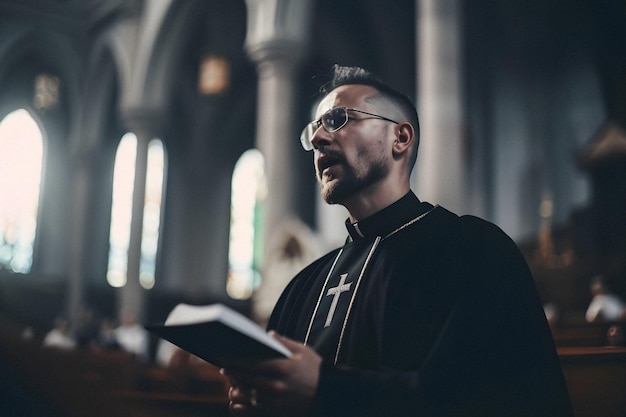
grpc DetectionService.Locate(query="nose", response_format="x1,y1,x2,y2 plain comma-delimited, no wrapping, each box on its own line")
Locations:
310,126,332,150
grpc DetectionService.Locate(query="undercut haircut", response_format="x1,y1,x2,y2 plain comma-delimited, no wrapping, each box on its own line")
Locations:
320,64,420,169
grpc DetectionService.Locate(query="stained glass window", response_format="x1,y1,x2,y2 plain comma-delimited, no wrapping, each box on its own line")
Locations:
0,109,43,273
107,134,165,289
227,149,266,299
139,139,165,289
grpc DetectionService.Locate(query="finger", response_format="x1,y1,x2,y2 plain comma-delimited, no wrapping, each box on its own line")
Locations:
269,331,304,351
229,385,253,404
229,401,256,417
232,383,267,407
250,388,258,407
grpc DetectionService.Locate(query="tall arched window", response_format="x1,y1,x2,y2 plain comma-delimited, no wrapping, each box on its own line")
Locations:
140,139,165,289
107,134,165,289
0,109,44,273
227,149,266,300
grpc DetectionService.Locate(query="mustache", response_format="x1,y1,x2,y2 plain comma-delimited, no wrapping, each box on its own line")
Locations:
316,148,346,175
318,147,345,162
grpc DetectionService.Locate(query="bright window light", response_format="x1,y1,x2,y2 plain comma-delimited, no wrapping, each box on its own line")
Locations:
227,149,266,300
107,133,137,287
107,134,165,289
0,109,44,273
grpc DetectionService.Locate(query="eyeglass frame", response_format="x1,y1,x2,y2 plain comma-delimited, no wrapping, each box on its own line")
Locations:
300,107,400,151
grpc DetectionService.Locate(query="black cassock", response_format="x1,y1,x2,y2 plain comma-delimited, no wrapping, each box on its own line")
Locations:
268,191,574,417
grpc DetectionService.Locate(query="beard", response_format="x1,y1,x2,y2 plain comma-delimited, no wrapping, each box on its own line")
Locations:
318,156,389,205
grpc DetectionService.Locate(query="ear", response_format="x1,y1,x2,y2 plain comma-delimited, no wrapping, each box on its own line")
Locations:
392,122,414,156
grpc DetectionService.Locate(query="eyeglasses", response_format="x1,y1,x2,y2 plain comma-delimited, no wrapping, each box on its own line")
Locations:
299,107,399,151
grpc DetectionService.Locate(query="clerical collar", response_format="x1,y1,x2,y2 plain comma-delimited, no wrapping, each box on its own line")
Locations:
345,191,433,241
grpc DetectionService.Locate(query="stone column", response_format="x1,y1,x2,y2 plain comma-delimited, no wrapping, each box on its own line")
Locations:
244,0,313,247
66,155,93,334
415,0,467,213
244,0,313,321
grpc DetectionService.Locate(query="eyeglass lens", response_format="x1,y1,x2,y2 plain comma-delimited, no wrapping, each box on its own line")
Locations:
300,108,349,151
322,107,349,132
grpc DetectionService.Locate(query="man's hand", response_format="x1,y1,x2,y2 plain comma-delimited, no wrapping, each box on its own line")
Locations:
222,332,322,417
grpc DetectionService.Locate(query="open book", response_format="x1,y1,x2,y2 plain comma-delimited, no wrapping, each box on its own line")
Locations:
146,303,291,367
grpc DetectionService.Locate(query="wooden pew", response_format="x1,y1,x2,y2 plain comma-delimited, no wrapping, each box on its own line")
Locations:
559,346,626,417
0,315,229,417
0,325,140,416
6,314,625,417
551,321,614,347
119,360,229,417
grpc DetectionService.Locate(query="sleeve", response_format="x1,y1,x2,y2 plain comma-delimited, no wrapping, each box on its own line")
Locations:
585,297,600,322
310,216,573,417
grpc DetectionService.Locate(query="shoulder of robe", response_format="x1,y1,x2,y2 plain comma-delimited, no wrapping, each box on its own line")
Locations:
420,208,527,278
426,205,517,251
286,247,342,284
456,214,522,255
456,214,535,298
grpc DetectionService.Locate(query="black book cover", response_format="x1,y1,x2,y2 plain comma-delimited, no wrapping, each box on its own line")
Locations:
145,303,291,367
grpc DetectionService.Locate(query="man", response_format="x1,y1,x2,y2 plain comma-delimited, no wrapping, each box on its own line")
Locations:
223,65,573,416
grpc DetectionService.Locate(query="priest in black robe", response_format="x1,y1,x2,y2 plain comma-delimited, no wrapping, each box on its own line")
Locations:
223,65,574,417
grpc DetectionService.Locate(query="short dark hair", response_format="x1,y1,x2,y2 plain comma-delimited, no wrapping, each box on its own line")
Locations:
320,64,420,168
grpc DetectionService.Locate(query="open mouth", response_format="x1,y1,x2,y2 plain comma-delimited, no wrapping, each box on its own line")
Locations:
317,152,343,174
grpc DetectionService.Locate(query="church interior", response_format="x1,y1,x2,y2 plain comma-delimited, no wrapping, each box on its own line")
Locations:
1,0,625,416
